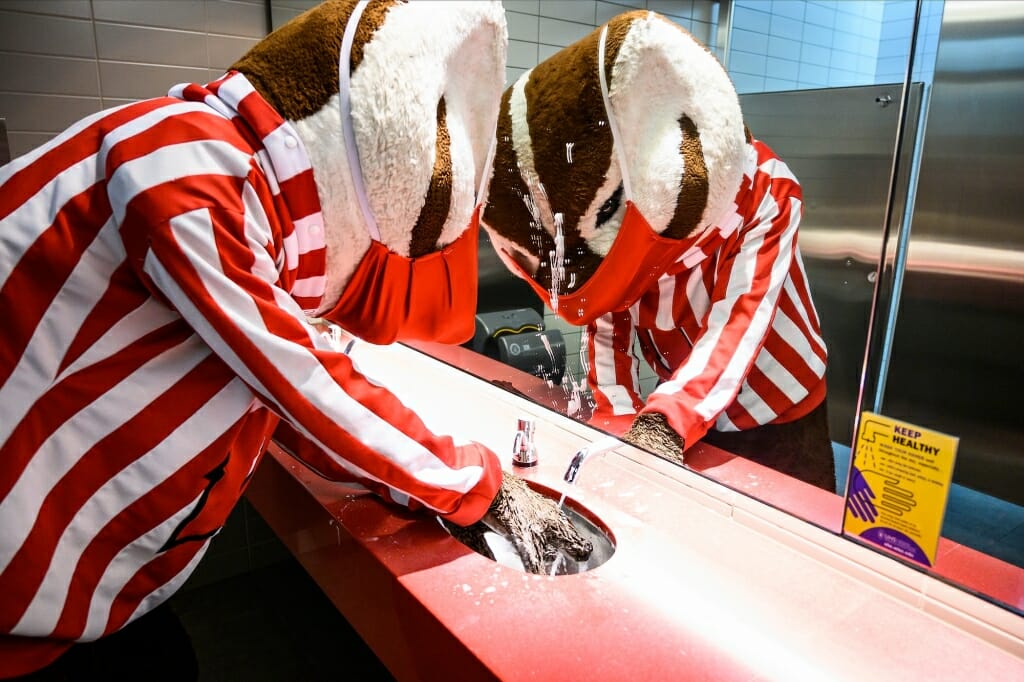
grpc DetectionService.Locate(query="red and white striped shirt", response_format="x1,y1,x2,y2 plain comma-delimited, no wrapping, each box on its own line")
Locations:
0,72,499,672
587,140,828,447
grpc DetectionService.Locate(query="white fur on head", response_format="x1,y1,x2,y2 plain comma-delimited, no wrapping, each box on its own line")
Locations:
607,13,745,240
299,1,507,314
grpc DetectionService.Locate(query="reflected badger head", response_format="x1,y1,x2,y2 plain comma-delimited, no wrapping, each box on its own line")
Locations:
481,10,747,312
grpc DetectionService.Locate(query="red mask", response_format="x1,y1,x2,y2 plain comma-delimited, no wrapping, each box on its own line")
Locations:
505,201,689,326
321,0,490,345
324,211,480,345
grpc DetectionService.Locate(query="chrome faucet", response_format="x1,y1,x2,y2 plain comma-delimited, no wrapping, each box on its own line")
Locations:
511,417,538,468
563,437,621,485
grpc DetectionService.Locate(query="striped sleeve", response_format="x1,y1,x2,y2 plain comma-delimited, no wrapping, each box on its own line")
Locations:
586,309,645,435
132,189,500,527
642,151,805,447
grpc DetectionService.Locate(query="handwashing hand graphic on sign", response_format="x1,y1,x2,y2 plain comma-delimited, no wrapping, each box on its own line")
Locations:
847,466,879,522
847,467,918,522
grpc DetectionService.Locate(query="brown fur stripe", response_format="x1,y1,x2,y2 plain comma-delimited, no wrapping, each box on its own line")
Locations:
409,97,453,257
482,89,555,276
664,114,709,239
231,0,399,125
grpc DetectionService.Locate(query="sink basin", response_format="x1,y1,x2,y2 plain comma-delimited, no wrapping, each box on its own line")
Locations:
448,479,616,575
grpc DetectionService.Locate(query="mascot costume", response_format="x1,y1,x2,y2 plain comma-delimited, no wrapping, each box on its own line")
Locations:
0,1,589,676
482,11,835,491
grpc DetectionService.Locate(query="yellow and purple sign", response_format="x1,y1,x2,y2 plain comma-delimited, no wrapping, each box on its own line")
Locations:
842,412,959,567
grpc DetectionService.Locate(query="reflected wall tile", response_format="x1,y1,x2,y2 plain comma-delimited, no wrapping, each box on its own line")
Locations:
730,50,768,77
646,0,694,21
506,10,539,42
731,27,770,54
502,0,540,14
505,66,528,86
731,5,771,34
539,17,593,47
508,39,540,70
766,56,799,81
596,1,629,25
538,0,595,24
804,2,836,29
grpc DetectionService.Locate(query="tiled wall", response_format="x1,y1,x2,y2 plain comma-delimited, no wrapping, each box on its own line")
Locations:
728,0,944,94
0,0,268,158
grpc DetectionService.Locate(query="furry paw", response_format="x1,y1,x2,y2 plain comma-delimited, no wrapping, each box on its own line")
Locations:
623,413,685,465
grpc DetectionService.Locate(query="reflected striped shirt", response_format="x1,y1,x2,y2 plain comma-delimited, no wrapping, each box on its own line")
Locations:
587,140,828,447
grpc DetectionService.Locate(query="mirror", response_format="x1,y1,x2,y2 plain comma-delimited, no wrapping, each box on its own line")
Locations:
266,0,1021,614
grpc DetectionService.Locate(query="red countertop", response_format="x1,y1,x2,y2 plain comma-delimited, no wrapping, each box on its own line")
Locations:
245,341,1023,681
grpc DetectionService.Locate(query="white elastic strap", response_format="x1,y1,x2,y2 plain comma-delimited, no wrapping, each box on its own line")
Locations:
338,0,381,241
597,25,632,201
475,131,498,209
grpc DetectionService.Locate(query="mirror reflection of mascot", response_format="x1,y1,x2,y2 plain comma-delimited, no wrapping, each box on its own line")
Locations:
0,1,589,676
482,10,834,491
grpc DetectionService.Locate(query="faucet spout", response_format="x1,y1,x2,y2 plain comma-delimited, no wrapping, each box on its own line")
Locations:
563,437,621,485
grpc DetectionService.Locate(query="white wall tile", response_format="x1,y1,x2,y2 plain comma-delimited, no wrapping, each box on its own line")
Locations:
270,6,304,30
0,0,91,18
93,0,207,32
98,61,208,100
96,23,208,68
0,92,103,132
8,131,57,158
208,34,260,71
0,11,96,58
208,1,268,38
0,54,99,97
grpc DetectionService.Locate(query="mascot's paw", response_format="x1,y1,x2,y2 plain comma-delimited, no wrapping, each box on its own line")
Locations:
444,471,593,574
624,413,685,465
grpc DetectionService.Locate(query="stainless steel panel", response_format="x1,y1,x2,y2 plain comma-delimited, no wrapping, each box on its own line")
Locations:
884,1,1024,505
740,84,923,447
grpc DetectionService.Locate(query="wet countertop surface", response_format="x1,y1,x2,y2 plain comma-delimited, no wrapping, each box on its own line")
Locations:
246,341,1023,681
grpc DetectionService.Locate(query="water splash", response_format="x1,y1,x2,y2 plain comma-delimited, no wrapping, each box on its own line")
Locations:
548,213,565,312
565,141,575,164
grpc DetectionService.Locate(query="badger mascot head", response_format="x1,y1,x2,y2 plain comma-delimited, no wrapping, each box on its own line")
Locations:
481,10,746,323
234,0,506,344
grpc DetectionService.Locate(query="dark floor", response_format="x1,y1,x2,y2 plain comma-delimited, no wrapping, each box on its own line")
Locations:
169,555,395,682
